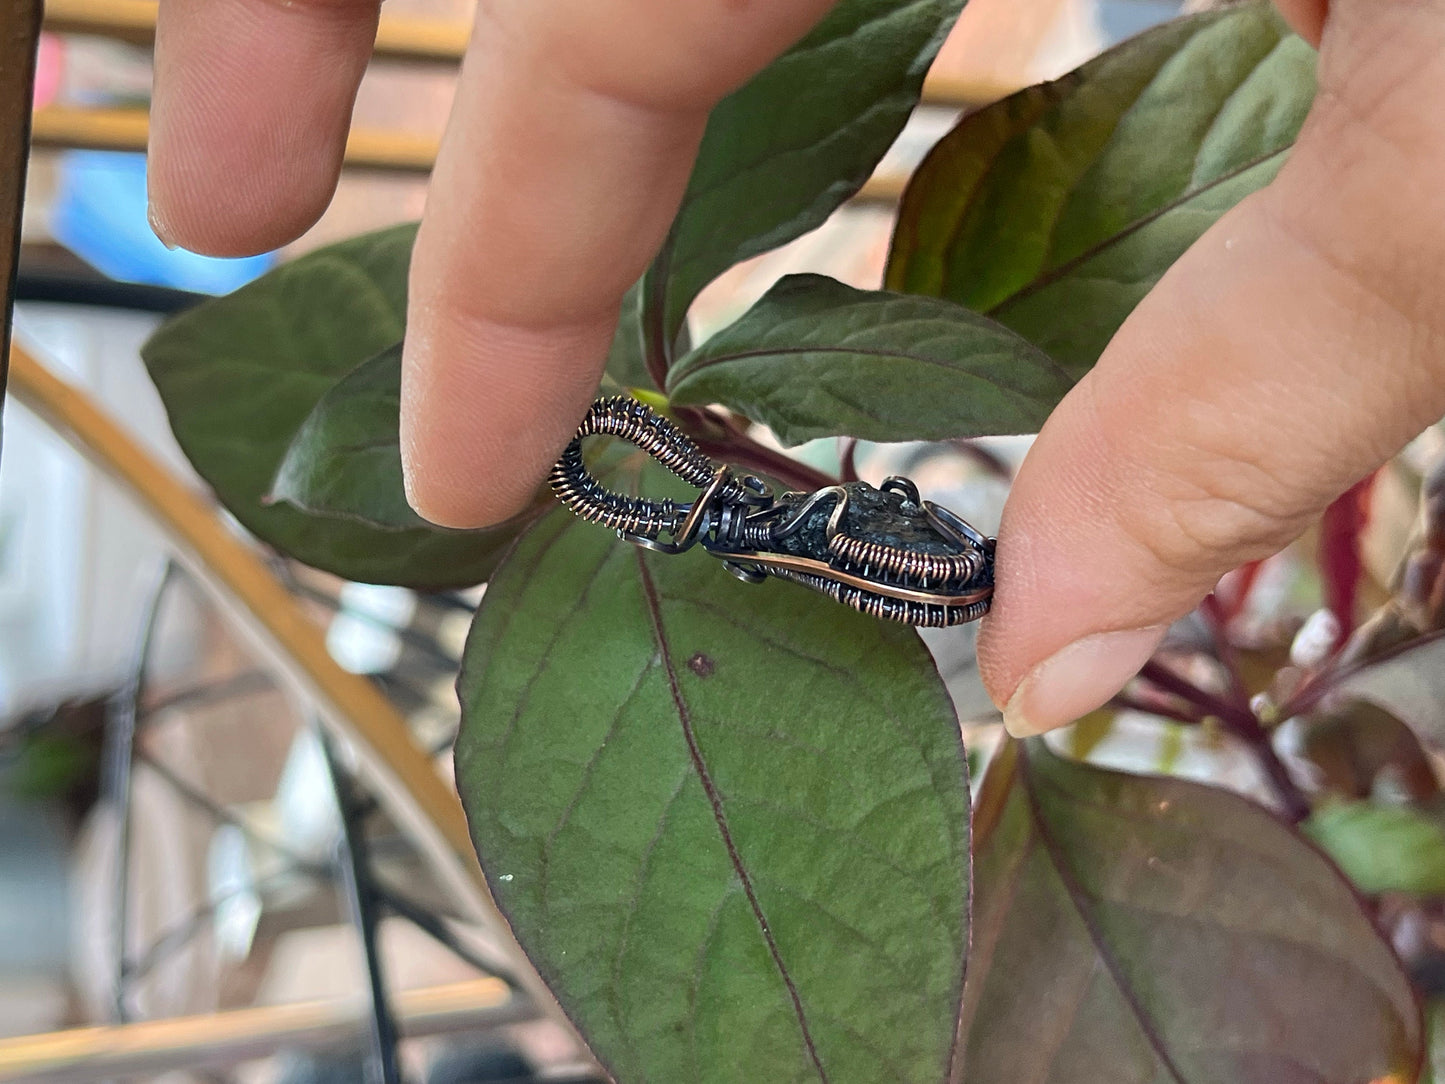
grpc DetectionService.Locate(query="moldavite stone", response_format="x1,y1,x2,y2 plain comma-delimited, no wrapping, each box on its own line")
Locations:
769,482,985,563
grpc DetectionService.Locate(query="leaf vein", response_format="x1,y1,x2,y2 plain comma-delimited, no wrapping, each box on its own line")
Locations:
635,551,831,1082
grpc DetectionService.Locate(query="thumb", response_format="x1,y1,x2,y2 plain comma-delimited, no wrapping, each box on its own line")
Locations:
977,0,1445,735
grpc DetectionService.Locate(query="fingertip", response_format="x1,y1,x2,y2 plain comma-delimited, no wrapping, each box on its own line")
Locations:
399,308,615,530
149,0,376,257
974,614,1015,715
146,200,180,251
400,461,538,530
399,420,543,530
146,152,340,257
1000,626,1168,737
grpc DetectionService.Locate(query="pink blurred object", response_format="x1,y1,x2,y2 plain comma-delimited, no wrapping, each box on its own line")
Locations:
33,33,64,110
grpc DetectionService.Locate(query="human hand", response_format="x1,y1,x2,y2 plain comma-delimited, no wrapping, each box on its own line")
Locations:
982,0,1445,735
145,0,838,526
147,0,1445,738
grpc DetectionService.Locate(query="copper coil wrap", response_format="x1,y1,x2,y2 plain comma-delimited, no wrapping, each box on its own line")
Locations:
826,533,984,587
767,568,991,627
548,396,755,540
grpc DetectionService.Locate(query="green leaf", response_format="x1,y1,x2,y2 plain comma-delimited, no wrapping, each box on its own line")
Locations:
1306,801,1445,896
270,342,550,546
667,274,1073,445
607,280,690,393
1065,708,1117,760
646,0,965,354
958,739,1421,1083
142,224,515,587
886,2,1316,377
267,342,421,528
456,454,970,1084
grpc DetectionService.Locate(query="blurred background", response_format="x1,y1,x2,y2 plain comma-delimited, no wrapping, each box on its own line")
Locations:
2,0,1184,1078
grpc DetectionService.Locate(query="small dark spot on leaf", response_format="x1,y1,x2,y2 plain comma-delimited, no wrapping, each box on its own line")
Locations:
687,652,715,678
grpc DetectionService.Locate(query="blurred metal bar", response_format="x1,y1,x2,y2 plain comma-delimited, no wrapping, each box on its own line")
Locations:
1,0,42,421
104,560,177,1023
322,730,404,1084
29,105,911,204
0,979,528,1082
40,0,1005,107
6,344,569,1037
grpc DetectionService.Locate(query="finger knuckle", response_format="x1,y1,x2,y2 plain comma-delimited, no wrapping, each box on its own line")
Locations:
1123,446,1312,579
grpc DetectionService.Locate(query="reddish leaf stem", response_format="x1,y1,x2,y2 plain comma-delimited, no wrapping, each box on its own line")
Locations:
948,438,1013,482
1318,472,1377,648
1216,560,1263,623
1110,690,1205,727
1279,626,1445,720
682,407,839,493
1199,593,1251,712
1139,659,1310,822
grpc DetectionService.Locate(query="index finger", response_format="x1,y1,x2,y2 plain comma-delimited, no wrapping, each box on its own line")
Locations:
400,0,837,528
149,0,381,256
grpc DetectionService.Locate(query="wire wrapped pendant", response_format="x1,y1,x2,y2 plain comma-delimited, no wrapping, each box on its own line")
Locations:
549,397,995,627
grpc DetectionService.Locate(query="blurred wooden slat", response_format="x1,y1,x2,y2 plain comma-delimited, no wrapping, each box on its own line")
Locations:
41,0,470,61
29,104,147,155
0,977,524,1081
30,104,909,204
40,0,1012,107
39,0,153,45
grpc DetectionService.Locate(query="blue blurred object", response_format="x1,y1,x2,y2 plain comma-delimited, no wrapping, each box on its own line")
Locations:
52,151,277,294
1096,0,1184,43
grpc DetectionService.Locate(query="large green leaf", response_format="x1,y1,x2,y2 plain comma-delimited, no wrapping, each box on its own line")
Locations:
958,739,1421,1083
667,274,1073,445
1306,801,1445,897
456,454,970,1083
645,0,965,355
886,2,1316,376
142,224,516,587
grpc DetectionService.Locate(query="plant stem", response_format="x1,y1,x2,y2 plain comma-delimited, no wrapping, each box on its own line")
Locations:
948,438,1013,482
1216,560,1264,623
1110,690,1205,727
1139,659,1311,822
679,406,838,493
1280,625,1445,719
1200,593,1251,712
839,439,860,483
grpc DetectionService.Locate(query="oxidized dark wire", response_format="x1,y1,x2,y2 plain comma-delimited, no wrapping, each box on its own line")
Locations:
549,396,996,627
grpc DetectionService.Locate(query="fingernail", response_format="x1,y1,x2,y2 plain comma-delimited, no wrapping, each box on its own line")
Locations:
1004,625,1168,738
147,202,179,250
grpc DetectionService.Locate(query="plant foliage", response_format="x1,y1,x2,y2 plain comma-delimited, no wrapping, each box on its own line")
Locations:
141,1,1445,1080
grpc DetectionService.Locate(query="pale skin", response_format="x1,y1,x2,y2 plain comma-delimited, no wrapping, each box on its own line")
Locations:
148,0,1445,736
